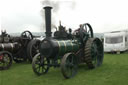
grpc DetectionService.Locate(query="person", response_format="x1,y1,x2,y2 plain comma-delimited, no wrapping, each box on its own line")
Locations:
74,24,82,32
73,24,83,36
1,29,10,43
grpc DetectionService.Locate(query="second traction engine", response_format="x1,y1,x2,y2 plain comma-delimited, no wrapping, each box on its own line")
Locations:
0,30,34,70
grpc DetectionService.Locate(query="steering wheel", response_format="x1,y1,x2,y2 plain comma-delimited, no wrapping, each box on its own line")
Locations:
20,30,33,46
79,23,94,43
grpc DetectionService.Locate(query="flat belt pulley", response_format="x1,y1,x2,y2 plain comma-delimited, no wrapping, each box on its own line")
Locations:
79,23,94,43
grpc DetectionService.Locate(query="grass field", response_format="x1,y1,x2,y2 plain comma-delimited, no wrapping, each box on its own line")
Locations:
0,53,128,85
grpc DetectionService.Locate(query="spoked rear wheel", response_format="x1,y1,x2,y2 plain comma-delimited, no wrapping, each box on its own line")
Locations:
84,38,104,69
27,39,40,62
0,51,13,70
61,53,78,79
32,53,50,76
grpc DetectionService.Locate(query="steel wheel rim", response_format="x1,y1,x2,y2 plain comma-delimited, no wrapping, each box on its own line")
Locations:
21,31,33,40
21,31,33,47
61,53,78,79
32,53,49,75
91,41,98,66
81,23,94,38
0,51,12,70
31,41,40,59
91,39,103,67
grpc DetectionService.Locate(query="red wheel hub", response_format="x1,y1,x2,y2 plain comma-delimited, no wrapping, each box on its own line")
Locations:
0,55,3,60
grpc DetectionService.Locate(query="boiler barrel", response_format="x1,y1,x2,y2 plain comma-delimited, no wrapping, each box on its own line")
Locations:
40,39,81,58
0,43,19,52
56,40,80,55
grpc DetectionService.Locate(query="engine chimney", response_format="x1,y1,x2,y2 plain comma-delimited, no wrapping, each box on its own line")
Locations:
44,6,52,37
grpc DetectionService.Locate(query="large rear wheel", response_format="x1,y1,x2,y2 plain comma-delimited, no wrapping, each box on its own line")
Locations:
27,39,40,62
84,38,104,69
61,53,78,79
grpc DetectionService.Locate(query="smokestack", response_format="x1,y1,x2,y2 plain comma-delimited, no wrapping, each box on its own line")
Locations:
44,6,52,37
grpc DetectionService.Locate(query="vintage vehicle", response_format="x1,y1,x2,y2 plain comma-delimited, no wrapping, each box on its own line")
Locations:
32,6,104,79
104,30,128,53
0,30,34,70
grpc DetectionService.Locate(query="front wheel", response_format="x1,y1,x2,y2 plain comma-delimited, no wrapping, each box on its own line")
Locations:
0,51,13,70
32,53,50,76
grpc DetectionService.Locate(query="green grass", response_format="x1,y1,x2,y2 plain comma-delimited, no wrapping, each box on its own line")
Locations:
0,53,128,85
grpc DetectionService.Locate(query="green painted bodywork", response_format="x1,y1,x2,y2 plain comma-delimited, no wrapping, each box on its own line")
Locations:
55,39,81,55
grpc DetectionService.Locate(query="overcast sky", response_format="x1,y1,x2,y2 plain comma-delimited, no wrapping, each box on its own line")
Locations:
0,0,128,34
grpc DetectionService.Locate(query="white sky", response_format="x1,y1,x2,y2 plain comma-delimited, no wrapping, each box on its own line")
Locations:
0,0,128,33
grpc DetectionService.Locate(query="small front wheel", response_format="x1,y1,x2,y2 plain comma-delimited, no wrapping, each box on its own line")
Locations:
32,53,50,76
0,51,13,70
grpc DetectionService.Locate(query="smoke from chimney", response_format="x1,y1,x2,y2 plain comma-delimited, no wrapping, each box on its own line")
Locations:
40,0,76,32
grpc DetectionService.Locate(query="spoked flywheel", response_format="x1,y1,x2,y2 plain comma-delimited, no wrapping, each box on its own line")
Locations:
61,53,78,79
0,51,13,70
32,53,50,76
21,30,33,47
79,23,94,43
84,38,104,69
21,30,33,40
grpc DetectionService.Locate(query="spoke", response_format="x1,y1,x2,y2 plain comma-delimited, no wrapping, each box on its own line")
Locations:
87,30,90,33
25,33,27,37
84,25,87,31
66,60,70,67
35,61,40,65
33,45,38,50
71,66,74,75
42,66,45,72
0,62,2,64
71,56,74,64
32,51,37,55
43,66,47,71
43,60,48,64
65,67,71,77
28,34,32,39
42,66,47,72
3,62,6,67
36,66,40,72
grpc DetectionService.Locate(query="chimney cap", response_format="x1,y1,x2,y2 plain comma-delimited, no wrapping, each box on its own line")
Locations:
44,6,52,9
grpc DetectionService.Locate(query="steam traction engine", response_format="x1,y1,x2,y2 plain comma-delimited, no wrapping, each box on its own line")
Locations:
0,30,33,70
32,6,104,79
